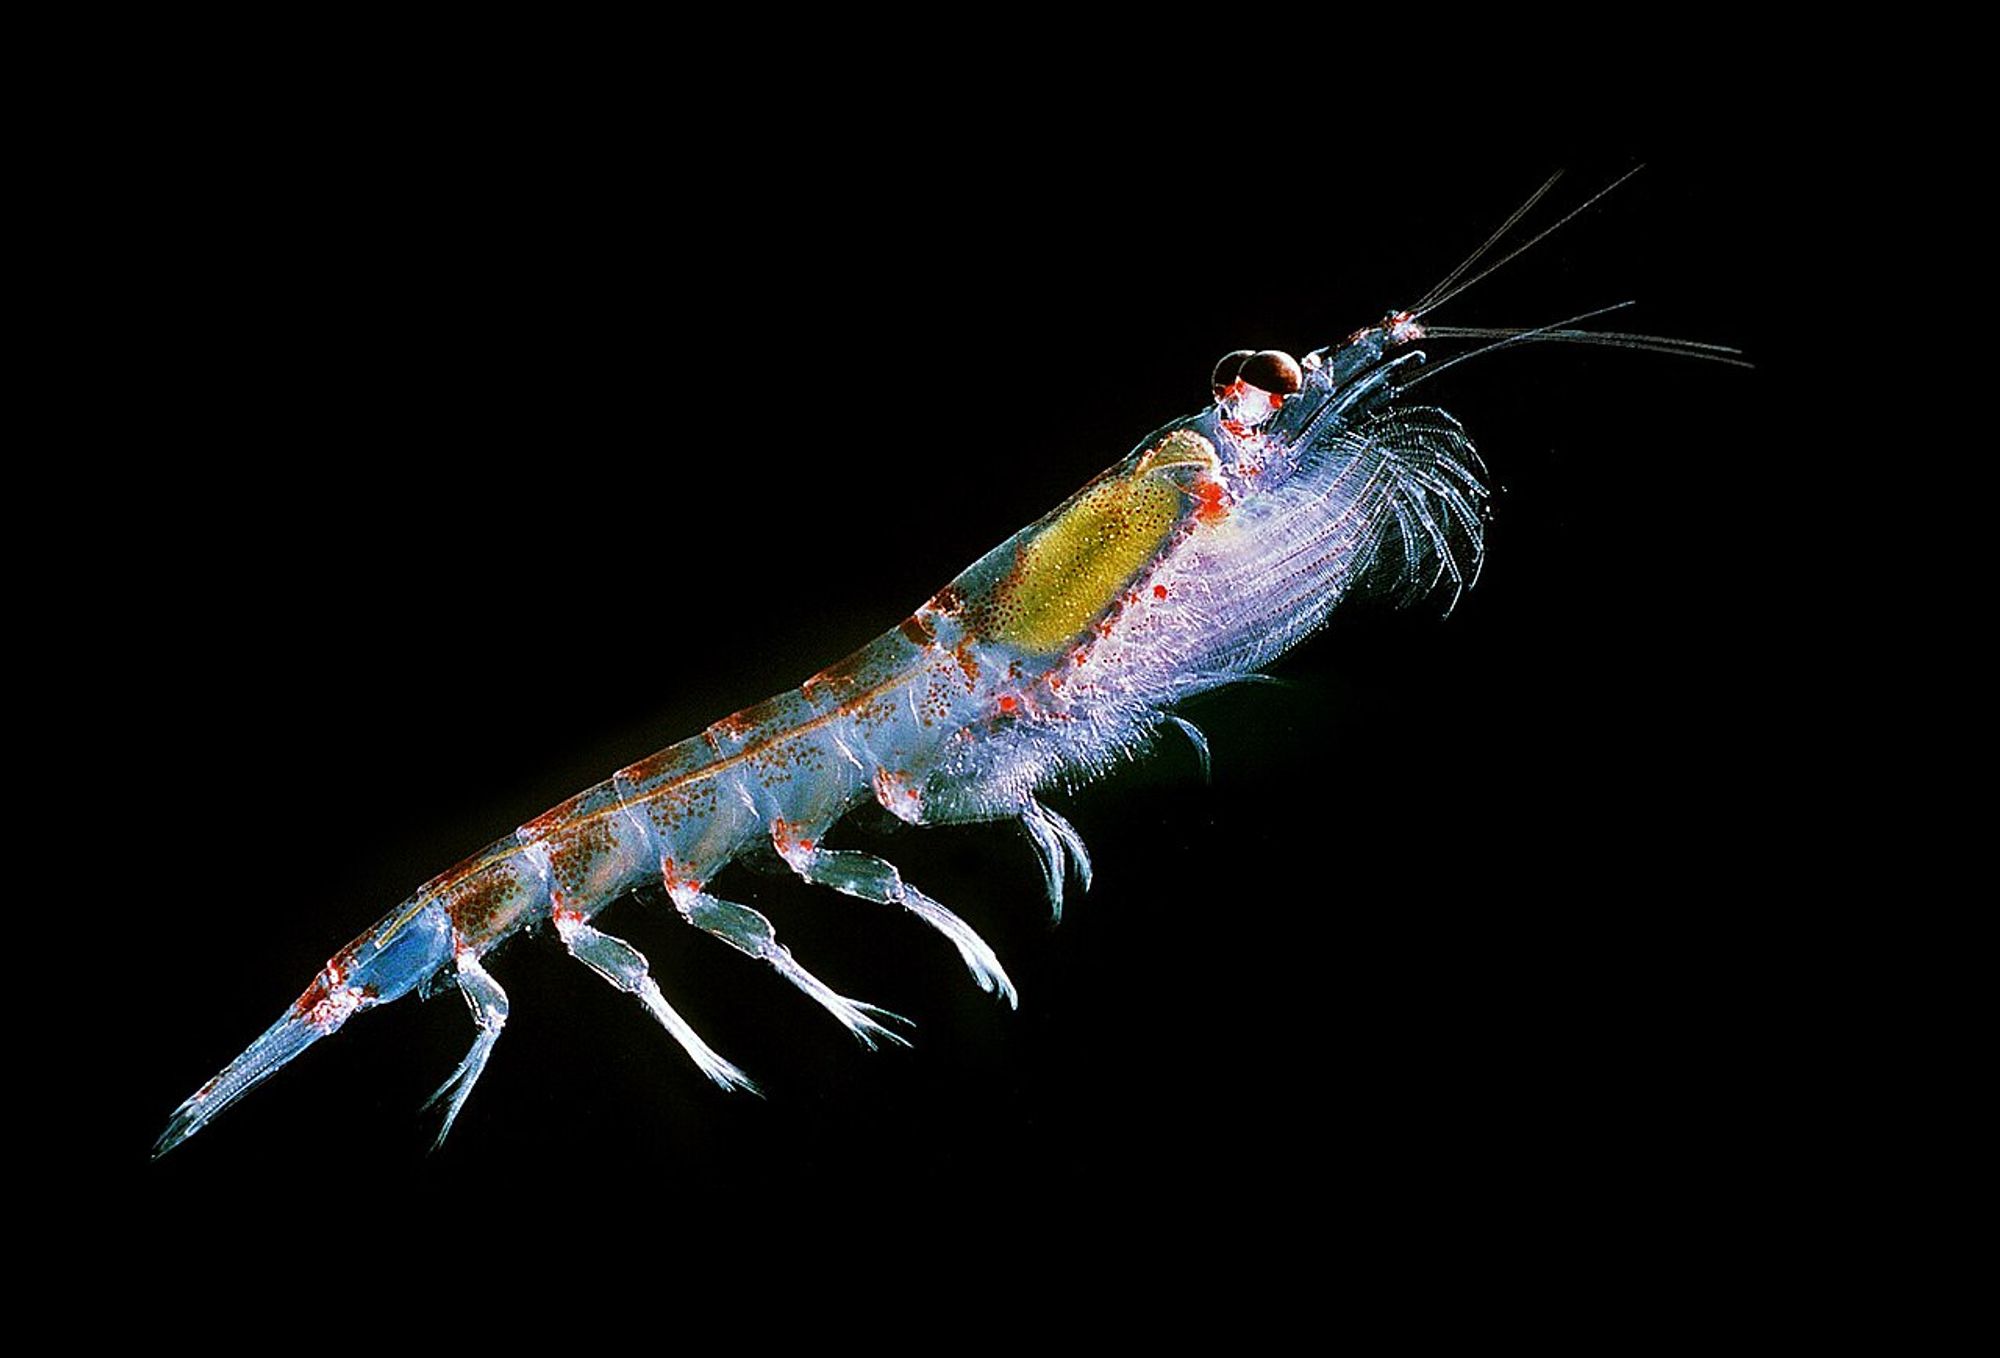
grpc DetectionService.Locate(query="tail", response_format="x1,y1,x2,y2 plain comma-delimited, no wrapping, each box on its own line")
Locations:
152,899,456,1158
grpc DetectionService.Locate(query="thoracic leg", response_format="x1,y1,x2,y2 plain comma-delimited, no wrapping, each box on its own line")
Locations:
423,953,509,1151
1019,798,1092,921
774,837,1017,1008
553,911,758,1094
1165,715,1212,781
664,873,910,1049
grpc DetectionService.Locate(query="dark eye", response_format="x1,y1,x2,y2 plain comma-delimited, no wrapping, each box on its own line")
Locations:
1210,350,1254,396
1238,350,1302,395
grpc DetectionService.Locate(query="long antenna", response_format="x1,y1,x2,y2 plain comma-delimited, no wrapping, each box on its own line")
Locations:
1408,170,1564,316
1413,164,1648,319
1421,324,1752,369
1398,301,1641,392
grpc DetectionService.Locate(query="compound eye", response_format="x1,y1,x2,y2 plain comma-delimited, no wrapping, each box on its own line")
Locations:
1210,350,1254,397
1238,349,1302,395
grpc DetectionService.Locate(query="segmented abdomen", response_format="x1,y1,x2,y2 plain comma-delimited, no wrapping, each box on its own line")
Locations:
413,620,981,949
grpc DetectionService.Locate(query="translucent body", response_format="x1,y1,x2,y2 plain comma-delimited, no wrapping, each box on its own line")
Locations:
168,172,1769,1159
154,306,1485,1158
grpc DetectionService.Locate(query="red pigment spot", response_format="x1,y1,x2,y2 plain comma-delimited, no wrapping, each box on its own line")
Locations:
292,960,344,1017
1221,419,1246,437
523,791,588,835
299,963,369,1029
997,694,1019,713
660,856,701,894
874,767,922,803
1193,480,1228,524
1153,584,1169,599
292,975,326,1015
772,818,815,856
1268,392,1283,408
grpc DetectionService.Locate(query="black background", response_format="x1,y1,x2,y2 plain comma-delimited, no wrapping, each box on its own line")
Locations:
91,111,1779,1284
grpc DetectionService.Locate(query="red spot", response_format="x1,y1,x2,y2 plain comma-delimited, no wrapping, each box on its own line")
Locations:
293,970,331,1017
876,767,922,804
660,855,702,895
523,790,591,835
295,960,365,1031
997,694,1019,713
1221,419,1246,437
1153,584,1169,599
771,819,816,857
1268,392,1283,408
